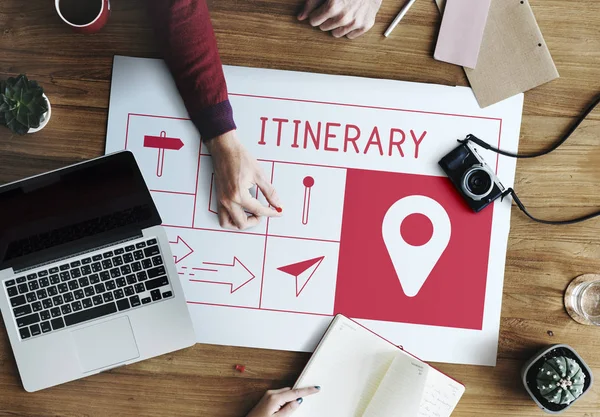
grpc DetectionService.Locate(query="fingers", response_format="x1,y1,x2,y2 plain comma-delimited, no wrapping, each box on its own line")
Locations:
267,387,292,395
278,386,321,403
347,17,374,39
274,399,302,417
254,387,320,417
298,0,323,21
217,204,236,230
255,175,283,212
319,15,352,32
215,171,282,231
346,26,369,39
300,0,380,39
217,202,260,231
332,23,355,38
209,131,282,231
230,204,260,230
241,193,281,217
308,1,337,27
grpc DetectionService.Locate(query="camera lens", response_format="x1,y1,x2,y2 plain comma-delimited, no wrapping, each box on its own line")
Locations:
467,171,491,195
461,166,494,201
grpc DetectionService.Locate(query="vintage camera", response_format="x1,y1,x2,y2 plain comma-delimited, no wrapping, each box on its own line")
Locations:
439,140,505,212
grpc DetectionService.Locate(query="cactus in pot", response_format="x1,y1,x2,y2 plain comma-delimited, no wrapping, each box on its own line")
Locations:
536,356,586,406
0,74,50,135
522,344,593,413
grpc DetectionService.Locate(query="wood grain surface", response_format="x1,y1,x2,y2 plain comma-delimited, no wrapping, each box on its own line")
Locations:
1,0,599,416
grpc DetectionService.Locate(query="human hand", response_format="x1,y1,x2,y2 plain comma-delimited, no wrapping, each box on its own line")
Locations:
246,387,321,417
297,0,382,39
205,130,282,230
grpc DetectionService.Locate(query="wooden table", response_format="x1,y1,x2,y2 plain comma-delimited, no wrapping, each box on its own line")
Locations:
1,0,599,415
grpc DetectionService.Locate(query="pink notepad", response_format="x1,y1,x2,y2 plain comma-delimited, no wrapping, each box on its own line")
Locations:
434,0,492,69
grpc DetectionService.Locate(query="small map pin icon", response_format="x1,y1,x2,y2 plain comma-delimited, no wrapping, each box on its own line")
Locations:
382,195,451,297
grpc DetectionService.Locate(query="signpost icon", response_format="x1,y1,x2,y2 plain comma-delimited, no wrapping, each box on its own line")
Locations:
143,130,184,177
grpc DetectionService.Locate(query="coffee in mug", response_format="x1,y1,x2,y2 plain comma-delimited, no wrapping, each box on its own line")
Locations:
55,0,111,34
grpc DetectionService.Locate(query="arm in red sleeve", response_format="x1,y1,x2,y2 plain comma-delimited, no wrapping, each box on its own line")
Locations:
147,0,236,140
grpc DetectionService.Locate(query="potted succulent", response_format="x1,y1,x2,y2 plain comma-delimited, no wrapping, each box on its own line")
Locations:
522,344,593,414
0,74,51,135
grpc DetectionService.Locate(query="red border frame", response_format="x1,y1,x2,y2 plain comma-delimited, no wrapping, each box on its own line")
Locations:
124,93,503,321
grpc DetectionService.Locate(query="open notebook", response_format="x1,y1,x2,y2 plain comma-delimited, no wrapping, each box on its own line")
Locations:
293,315,465,416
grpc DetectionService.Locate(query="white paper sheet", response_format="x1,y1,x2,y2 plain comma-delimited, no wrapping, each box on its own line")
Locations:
419,368,465,417
293,316,399,417
363,354,429,417
292,315,463,417
106,56,523,365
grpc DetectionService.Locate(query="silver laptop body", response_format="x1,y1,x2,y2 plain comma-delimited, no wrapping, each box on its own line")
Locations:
0,151,195,392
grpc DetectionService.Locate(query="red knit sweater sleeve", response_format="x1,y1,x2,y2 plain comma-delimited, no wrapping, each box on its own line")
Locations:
147,0,236,140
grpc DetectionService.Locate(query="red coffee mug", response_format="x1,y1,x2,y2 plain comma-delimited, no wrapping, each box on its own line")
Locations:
55,0,111,34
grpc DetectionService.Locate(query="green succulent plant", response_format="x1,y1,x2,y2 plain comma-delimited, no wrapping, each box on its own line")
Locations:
0,74,49,135
536,356,586,405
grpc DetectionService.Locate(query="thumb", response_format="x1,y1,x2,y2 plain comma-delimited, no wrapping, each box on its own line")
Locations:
256,174,282,212
275,398,303,417
298,0,322,20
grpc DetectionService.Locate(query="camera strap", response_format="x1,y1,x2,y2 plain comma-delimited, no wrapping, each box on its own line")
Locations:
500,188,600,225
460,93,600,225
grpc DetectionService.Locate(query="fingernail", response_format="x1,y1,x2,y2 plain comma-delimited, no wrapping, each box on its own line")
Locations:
276,207,283,213
296,398,303,404
315,386,321,390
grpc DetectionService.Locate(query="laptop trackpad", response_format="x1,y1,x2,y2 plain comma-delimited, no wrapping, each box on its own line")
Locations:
72,316,140,373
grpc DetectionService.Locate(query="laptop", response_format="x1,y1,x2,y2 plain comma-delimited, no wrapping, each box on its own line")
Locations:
0,151,195,392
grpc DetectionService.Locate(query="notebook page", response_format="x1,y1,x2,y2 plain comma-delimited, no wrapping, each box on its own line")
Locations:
418,368,465,417
293,316,399,417
362,352,429,417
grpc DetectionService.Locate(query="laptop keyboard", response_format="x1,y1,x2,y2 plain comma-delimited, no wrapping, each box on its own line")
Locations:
4,237,174,341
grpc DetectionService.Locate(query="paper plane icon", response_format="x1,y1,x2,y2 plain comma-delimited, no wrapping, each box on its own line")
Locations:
277,256,325,297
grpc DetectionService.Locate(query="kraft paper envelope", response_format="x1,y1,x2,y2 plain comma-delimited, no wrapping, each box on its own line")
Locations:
435,0,559,107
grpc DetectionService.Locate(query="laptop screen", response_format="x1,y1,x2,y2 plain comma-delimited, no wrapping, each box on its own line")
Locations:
0,151,161,271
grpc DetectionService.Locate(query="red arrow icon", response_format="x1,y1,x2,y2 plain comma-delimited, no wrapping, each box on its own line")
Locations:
168,236,194,264
278,256,325,297
143,131,184,177
186,257,255,293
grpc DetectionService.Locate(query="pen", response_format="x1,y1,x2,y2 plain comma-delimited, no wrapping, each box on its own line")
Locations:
384,0,418,38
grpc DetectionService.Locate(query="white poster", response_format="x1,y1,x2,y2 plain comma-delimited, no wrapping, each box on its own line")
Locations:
106,56,523,365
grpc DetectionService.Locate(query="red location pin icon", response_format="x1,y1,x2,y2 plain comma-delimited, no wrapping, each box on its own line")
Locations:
382,195,451,297
302,176,315,225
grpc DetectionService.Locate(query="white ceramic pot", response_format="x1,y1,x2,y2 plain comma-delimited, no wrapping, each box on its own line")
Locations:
28,93,51,134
